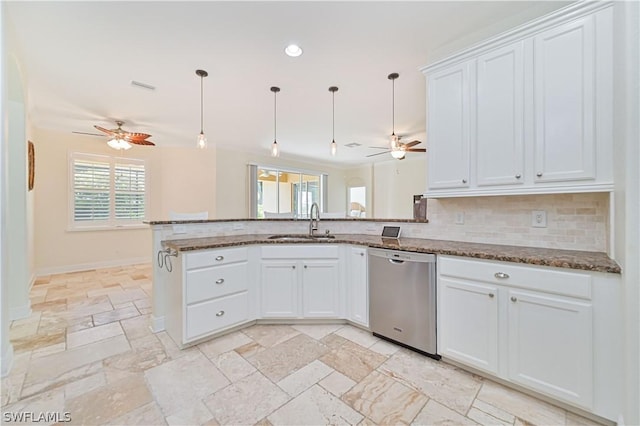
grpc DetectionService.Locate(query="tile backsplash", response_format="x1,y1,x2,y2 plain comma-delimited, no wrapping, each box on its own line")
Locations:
154,193,610,253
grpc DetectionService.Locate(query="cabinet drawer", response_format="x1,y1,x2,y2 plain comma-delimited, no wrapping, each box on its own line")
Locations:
185,247,248,270
261,245,339,259
439,256,591,299
185,291,249,340
186,262,248,304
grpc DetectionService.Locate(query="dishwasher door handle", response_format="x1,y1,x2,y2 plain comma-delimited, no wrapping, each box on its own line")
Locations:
388,258,405,264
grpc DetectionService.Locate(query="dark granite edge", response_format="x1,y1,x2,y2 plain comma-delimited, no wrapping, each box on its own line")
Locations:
145,218,428,225
161,235,621,274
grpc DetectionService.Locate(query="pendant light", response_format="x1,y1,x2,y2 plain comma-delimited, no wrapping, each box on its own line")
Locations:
270,86,280,157
388,72,405,159
196,69,208,149
329,86,338,156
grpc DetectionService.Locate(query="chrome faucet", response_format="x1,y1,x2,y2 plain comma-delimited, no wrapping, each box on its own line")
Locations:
309,202,320,236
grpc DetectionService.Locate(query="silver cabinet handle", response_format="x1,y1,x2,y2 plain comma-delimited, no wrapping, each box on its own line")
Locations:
489,293,495,298
515,174,521,179
511,296,517,302
216,310,225,316
536,172,543,177
215,255,224,261
215,278,224,284
462,179,467,184
494,272,510,279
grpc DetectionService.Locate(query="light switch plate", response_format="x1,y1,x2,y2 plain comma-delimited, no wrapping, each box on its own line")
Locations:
532,210,547,228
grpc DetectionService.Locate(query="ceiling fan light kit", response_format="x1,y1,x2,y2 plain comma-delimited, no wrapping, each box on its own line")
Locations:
93,120,155,150
270,86,281,157
196,69,209,149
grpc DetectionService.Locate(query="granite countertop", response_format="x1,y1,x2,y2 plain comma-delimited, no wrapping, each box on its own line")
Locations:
162,233,621,274
145,218,428,225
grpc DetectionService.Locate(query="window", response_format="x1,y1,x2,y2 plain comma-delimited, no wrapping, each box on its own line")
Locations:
248,165,327,218
70,152,147,230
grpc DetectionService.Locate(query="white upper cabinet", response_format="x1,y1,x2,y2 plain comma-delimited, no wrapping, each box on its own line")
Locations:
475,42,525,187
533,16,595,183
422,2,613,197
427,63,470,190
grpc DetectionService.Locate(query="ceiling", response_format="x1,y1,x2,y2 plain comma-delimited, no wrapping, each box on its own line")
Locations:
5,1,571,165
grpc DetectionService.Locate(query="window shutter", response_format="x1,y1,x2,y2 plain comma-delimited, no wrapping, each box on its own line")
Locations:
73,159,111,222
114,163,146,221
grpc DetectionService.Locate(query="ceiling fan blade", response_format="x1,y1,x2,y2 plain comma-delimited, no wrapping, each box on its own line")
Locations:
404,140,422,148
129,140,155,146
407,148,426,152
72,131,105,137
366,151,390,157
127,132,152,140
94,125,115,135
368,146,389,150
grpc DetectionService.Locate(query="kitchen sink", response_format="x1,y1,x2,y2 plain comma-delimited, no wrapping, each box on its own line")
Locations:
267,234,336,241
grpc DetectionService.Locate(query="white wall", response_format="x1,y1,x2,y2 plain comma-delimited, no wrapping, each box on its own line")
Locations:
613,1,640,424
372,157,426,219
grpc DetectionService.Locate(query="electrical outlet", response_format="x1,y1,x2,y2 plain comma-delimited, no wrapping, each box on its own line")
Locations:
455,212,465,225
532,210,547,228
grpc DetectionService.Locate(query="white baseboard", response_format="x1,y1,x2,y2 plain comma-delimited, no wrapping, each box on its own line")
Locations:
36,256,151,276
150,315,165,333
10,304,31,321
1,344,13,377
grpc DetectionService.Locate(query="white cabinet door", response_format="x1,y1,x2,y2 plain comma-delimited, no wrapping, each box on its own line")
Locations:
260,261,298,318
439,277,499,374
301,260,340,318
475,42,525,187
348,247,368,327
533,16,595,183
507,289,593,409
427,62,471,190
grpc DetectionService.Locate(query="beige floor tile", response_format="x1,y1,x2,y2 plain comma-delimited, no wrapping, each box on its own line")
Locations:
165,400,216,426
107,288,148,305
93,305,140,326
144,351,230,417
63,371,106,399
11,331,66,354
292,324,344,340
476,380,566,426
320,338,387,382
212,350,257,383
203,371,290,425
343,370,428,425
467,407,512,426
67,321,124,349
1,373,25,408
335,325,380,348
31,342,66,359
120,314,154,341
412,400,479,426
198,330,253,359
65,374,152,425
319,370,357,397
249,333,329,382
234,341,265,359
268,384,363,425
277,360,334,397
472,399,516,424
109,401,167,426
21,361,103,400
1,388,66,425
241,324,300,348
103,334,168,373
368,338,400,356
380,349,482,415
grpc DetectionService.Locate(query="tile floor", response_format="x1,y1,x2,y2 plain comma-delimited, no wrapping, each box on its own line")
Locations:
1,264,605,425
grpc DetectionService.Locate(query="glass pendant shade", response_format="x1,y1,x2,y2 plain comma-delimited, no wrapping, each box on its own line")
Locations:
390,146,406,159
271,140,279,157
107,137,132,150
197,132,207,149
330,140,337,156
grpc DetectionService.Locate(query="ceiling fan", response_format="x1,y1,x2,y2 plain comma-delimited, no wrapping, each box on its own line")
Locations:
366,138,426,160
73,120,155,150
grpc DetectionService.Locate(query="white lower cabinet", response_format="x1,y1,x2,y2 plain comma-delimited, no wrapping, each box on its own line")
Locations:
439,278,498,374
260,245,341,319
166,246,255,347
507,289,593,407
348,246,368,327
438,255,595,411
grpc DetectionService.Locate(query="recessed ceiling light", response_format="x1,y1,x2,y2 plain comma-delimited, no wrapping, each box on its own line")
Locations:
284,44,303,57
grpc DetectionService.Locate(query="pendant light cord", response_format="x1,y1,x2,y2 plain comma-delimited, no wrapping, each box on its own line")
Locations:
274,90,277,142
200,75,204,134
332,90,335,142
392,76,395,136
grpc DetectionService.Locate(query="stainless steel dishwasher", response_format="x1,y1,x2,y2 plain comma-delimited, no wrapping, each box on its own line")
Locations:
368,248,439,359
